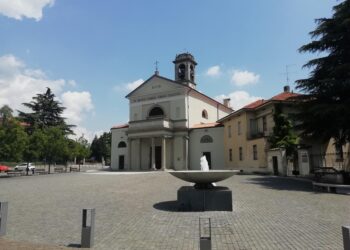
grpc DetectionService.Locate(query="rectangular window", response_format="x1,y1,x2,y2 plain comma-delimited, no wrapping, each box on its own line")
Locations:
228,125,232,138
262,116,267,131
239,147,243,161
229,149,232,161
250,119,257,135
238,121,241,135
253,145,258,160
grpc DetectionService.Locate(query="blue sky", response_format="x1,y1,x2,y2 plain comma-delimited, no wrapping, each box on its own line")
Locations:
0,0,336,140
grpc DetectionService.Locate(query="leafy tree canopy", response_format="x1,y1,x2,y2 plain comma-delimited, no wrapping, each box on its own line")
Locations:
296,0,350,147
269,105,299,156
18,88,74,134
0,119,28,162
90,132,111,164
0,105,13,125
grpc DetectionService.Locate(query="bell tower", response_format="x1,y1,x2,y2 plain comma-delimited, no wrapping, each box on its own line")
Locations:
173,53,197,88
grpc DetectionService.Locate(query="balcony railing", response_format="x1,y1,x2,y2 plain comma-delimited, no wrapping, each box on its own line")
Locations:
128,118,173,131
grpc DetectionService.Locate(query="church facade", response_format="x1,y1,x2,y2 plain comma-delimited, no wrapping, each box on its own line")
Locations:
111,53,232,170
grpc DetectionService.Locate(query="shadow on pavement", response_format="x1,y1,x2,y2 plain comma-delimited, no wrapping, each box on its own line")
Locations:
245,176,315,192
153,200,179,212
67,243,81,248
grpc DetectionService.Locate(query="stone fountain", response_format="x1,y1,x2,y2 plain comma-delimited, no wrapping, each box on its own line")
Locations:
167,156,239,211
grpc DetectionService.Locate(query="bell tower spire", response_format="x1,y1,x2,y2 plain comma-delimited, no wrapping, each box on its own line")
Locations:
173,53,197,89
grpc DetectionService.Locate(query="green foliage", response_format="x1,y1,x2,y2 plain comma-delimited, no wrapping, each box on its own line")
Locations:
296,0,350,147
69,135,90,164
41,126,69,165
0,105,14,125
18,88,74,134
90,132,111,164
269,105,299,156
23,128,47,163
0,119,28,162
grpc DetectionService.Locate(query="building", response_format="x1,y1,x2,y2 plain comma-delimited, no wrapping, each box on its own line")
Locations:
111,53,232,171
218,86,302,174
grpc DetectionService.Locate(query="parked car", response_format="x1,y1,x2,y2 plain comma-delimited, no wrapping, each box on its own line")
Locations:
14,163,35,171
0,165,10,172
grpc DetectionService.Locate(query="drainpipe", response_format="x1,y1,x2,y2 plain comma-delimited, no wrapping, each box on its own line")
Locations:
217,103,219,120
186,88,192,170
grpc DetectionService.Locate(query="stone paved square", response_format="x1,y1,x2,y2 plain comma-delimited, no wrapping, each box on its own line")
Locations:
0,172,349,249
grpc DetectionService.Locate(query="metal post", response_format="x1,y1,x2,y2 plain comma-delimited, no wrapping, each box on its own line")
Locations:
343,226,350,250
199,217,211,250
81,208,95,248
0,202,8,236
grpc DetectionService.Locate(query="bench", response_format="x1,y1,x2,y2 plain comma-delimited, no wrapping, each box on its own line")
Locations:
313,182,350,193
34,169,48,175
6,171,25,177
70,167,79,172
54,167,65,173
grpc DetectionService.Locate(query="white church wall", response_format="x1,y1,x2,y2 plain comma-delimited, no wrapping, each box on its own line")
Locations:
173,133,187,170
111,128,129,170
130,139,141,170
189,127,225,170
188,95,230,127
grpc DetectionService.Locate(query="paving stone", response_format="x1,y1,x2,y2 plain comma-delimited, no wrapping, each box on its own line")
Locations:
0,172,349,249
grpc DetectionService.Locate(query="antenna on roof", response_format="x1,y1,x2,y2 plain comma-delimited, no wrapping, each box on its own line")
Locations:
284,64,296,85
154,60,159,75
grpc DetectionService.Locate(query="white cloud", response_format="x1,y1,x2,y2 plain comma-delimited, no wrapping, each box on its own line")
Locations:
215,91,262,110
0,54,65,111
231,70,260,87
0,0,55,21
206,65,221,77
0,54,97,141
114,78,144,92
61,91,93,125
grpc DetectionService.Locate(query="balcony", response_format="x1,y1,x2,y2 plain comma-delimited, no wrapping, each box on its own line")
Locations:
248,130,271,140
128,118,173,132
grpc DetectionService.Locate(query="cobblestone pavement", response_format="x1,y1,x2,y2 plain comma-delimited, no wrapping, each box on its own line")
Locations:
0,172,349,250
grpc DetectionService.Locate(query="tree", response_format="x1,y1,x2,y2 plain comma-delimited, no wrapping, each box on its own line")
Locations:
74,135,91,170
269,104,299,157
41,126,69,173
296,0,350,155
90,132,111,164
0,105,14,126
18,88,74,134
23,129,46,166
0,119,28,162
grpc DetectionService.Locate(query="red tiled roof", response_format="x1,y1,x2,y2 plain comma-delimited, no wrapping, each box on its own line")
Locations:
243,92,301,110
243,99,266,109
270,91,301,101
111,123,129,129
191,122,222,129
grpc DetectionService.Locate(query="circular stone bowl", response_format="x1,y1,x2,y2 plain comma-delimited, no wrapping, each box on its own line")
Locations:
167,170,239,184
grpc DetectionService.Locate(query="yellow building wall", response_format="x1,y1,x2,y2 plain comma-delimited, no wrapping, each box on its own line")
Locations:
224,113,269,172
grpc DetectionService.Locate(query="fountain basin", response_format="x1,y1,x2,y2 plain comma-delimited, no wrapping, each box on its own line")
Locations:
167,170,239,184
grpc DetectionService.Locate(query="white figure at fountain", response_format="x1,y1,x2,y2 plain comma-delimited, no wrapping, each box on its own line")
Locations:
200,155,210,171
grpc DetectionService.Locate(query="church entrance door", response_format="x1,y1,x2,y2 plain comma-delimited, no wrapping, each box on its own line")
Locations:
119,155,125,170
155,146,162,169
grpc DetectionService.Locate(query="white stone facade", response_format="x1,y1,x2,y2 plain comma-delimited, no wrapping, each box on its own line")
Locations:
111,53,232,171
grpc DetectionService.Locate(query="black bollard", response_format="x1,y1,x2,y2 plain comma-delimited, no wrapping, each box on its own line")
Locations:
81,208,95,248
0,202,8,236
343,226,350,250
199,217,211,250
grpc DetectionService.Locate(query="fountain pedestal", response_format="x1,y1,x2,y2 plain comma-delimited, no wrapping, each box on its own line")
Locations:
177,186,232,211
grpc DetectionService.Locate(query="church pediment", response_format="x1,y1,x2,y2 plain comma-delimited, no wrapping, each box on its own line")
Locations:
126,75,187,99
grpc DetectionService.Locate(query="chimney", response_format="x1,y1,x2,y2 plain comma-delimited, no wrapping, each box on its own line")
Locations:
283,85,290,92
223,98,231,108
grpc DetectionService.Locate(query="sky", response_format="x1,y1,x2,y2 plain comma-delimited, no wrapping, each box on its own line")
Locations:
0,0,336,141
